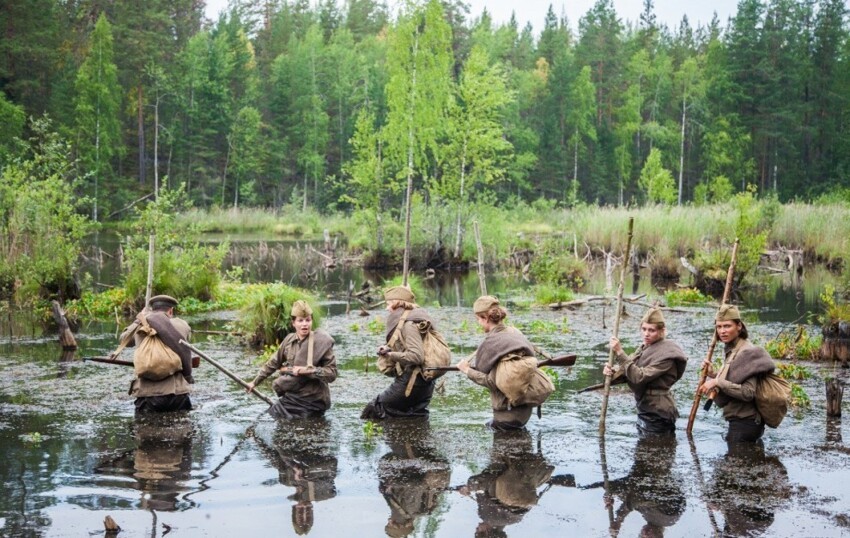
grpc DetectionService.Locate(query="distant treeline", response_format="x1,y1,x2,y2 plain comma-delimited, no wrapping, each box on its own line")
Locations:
1,0,849,220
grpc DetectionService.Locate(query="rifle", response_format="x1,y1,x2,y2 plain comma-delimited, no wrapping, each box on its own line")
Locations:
83,356,135,367
424,353,577,373
686,239,739,435
83,355,201,368
577,376,627,394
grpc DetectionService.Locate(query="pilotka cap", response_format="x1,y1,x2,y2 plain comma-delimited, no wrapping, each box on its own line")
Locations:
384,285,415,302
291,300,313,318
641,307,665,326
473,295,500,315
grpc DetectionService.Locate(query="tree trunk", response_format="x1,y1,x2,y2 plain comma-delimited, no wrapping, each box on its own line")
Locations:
678,93,686,206
137,85,146,185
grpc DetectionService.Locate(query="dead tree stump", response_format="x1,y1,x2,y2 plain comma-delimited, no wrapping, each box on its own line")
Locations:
820,321,850,365
826,378,844,418
51,300,77,351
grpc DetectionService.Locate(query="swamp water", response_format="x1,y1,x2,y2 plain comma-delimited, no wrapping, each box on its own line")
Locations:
1,251,849,537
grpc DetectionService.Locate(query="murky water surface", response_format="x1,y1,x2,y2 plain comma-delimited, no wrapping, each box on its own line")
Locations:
1,256,849,537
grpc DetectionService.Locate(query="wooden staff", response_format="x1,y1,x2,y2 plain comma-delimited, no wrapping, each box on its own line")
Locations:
180,340,274,406
686,238,739,435
145,234,155,306
599,217,634,435
474,220,487,295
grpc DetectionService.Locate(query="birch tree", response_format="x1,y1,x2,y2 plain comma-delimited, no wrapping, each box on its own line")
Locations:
383,0,453,275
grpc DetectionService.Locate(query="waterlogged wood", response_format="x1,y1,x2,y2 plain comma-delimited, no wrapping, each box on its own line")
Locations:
548,294,655,311
826,379,844,417
103,515,120,533
51,300,77,350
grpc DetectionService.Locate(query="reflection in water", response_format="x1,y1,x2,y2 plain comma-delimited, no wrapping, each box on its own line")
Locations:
587,435,686,536
253,418,338,535
378,420,450,537
95,414,196,512
462,430,558,538
709,443,791,537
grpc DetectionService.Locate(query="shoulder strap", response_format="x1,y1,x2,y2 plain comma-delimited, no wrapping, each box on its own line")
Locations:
388,309,411,348
717,340,746,381
307,332,315,367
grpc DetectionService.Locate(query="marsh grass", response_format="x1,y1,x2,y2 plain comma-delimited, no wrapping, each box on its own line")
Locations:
771,203,850,264
177,202,850,266
177,205,348,238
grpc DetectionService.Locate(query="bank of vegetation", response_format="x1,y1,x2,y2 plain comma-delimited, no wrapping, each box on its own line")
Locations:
1,0,849,348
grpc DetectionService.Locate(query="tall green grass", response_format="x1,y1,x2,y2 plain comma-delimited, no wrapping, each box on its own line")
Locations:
176,201,850,267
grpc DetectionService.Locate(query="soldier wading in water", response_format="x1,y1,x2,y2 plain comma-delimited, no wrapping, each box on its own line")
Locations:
246,300,338,419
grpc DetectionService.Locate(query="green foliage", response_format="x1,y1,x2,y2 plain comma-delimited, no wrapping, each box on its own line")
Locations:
74,13,122,221
533,285,575,305
20,432,44,445
541,366,559,384
789,383,810,408
529,238,587,289
366,317,385,335
819,285,850,323
731,185,770,280
235,283,320,348
694,175,734,205
665,287,711,306
254,344,279,366
119,186,227,310
0,116,93,303
516,318,569,335
362,420,384,439
0,91,25,162
776,362,812,381
766,327,821,361
638,148,676,205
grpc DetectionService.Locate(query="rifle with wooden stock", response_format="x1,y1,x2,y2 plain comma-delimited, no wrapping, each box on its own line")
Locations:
686,239,739,435
424,353,577,373
83,355,201,368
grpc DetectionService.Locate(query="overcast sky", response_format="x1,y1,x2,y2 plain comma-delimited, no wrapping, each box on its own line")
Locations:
205,0,739,33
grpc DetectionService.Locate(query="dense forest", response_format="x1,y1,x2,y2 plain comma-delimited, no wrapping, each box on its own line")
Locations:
1,0,849,221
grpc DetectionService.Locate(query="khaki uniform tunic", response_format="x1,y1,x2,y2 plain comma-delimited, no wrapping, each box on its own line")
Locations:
122,317,193,398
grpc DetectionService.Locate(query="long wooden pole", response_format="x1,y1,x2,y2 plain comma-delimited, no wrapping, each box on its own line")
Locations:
179,340,274,406
599,217,634,435
473,220,487,296
144,234,155,307
686,238,739,435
